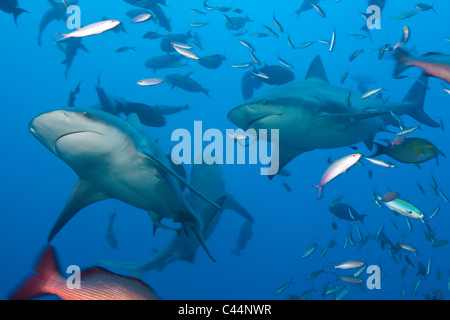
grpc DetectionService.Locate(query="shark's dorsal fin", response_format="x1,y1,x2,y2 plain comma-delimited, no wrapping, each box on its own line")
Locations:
305,55,329,84
127,113,142,130
48,179,110,242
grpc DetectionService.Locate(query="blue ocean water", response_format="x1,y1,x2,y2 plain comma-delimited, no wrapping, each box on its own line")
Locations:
0,0,449,300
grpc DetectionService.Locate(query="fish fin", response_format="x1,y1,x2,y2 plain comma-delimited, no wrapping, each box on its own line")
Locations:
402,74,439,127
92,261,144,278
269,147,307,180
370,142,390,158
11,246,60,300
141,148,222,210
13,7,28,25
393,48,413,76
126,113,142,130
223,194,254,222
202,88,211,98
364,139,374,151
305,55,329,84
48,179,110,242
79,44,89,53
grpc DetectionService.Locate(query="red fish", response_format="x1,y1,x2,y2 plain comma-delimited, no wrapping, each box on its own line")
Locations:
11,246,160,300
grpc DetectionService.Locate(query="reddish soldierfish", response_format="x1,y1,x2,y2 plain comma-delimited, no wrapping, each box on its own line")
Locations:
11,246,160,300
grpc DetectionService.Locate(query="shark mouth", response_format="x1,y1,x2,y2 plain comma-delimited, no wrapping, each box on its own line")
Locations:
54,130,101,155
247,114,282,129
55,131,96,143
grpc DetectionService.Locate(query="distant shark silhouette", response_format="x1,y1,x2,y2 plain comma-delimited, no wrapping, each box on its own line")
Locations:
228,55,439,178
94,163,254,277
29,109,222,261
38,0,76,46
0,0,28,25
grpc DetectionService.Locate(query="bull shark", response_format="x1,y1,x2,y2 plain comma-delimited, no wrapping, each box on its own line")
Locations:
228,55,439,178
95,163,254,277
29,108,222,261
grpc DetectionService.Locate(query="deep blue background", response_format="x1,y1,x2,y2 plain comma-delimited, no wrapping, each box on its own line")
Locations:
0,0,449,300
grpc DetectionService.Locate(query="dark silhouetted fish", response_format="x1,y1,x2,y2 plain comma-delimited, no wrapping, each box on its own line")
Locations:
223,14,252,30
160,31,195,53
67,80,82,107
166,72,211,97
57,37,88,80
230,220,253,257
0,0,28,25
154,104,190,115
241,65,295,99
295,0,320,16
198,54,227,69
372,138,445,164
124,0,170,31
106,212,118,249
329,201,367,222
144,54,185,72
114,99,166,127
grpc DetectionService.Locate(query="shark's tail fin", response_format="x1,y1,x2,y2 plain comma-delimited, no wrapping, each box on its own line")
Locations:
93,260,145,278
402,74,439,127
393,48,413,77
13,7,28,25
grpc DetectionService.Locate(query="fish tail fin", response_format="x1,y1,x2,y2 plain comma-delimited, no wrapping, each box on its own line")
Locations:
313,184,323,200
202,88,211,98
13,7,28,25
371,142,390,158
393,48,413,76
93,260,144,278
402,74,439,127
55,32,68,42
11,246,60,300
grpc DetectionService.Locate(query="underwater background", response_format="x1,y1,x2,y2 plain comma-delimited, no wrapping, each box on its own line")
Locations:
0,0,449,300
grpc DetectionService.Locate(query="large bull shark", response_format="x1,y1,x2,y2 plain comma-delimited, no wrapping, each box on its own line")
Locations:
228,55,439,178
95,163,254,277
29,108,222,261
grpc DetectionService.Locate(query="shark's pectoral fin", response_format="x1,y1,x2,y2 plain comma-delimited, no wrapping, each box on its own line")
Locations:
269,147,308,180
141,147,222,210
48,179,110,242
223,194,254,223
